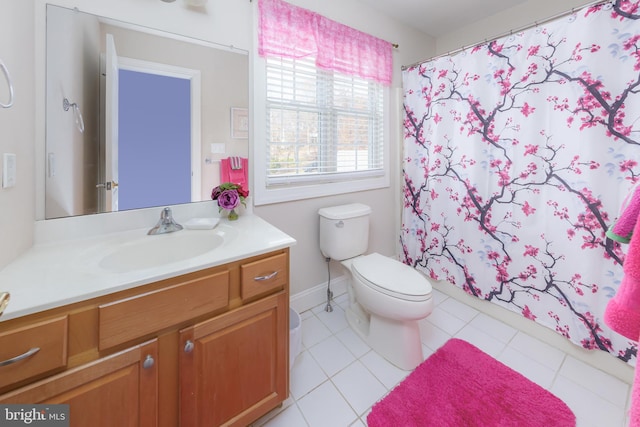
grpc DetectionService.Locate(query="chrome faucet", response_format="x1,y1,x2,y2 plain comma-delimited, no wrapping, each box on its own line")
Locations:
148,207,183,235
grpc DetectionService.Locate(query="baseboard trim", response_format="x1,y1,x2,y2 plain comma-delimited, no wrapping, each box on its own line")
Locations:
290,275,348,314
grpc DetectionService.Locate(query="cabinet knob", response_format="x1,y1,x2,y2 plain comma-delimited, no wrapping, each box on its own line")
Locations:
184,340,194,353
143,355,155,369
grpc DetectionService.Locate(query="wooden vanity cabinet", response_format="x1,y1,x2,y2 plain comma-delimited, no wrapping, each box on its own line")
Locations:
0,339,158,427
0,248,290,427
180,292,288,427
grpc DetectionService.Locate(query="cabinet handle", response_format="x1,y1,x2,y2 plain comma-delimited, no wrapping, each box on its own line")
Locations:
0,292,9,317
184,340,194,353
0,347,40,367
254,271,278,281
143,355,155,369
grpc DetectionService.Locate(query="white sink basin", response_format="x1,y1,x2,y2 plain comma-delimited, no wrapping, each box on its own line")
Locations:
99,231,225,273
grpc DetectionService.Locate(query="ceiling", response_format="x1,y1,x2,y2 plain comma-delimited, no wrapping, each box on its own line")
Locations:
357,0,528,37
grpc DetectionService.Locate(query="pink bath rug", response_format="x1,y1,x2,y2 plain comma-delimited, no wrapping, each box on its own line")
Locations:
367,338,576,427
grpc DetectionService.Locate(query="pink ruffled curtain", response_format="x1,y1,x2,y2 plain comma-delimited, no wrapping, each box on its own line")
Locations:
258,0,393,86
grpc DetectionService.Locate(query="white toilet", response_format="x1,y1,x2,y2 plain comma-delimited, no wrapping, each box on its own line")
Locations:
318,203,434,370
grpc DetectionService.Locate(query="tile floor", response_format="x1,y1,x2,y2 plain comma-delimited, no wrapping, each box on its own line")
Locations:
254,289,632,427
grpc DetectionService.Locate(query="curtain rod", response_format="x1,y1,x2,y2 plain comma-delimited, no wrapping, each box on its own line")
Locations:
401,0,612,70
249,0,399,48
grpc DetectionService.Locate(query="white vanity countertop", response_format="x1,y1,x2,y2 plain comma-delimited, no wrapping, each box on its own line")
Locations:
0,214,296,322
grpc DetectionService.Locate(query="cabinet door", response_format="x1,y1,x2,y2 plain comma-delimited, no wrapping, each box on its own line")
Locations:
180,292,288,427
0,339,158,427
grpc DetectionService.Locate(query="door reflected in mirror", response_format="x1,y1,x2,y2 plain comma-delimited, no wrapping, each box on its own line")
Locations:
45,5,249,219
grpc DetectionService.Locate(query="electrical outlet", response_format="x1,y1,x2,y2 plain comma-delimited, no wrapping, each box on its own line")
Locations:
2,153,16,188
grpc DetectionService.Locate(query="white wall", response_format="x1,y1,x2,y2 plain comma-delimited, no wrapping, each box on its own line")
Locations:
45,7,100,218
0,1,35,268
436,0,596,55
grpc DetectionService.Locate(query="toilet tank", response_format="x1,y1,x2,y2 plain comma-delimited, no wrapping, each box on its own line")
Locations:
318,203,371,260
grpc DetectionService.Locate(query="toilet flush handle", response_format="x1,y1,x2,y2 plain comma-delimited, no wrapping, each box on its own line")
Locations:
335,220,344,228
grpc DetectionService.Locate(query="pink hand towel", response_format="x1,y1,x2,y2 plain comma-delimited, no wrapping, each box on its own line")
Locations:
220,157,248,188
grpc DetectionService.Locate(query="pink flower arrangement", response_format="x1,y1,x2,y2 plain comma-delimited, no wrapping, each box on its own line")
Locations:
211,182,249,220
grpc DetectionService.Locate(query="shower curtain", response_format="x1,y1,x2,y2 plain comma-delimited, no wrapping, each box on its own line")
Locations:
401,0,640,363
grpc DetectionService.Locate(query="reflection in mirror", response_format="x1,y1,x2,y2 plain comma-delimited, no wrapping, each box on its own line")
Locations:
44,5,249,219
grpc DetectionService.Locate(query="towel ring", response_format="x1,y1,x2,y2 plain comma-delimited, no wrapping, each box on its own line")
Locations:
0,59,14,109
63,97,85,133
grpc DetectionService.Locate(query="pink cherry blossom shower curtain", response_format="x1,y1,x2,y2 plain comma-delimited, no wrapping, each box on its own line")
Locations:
401,0,640,363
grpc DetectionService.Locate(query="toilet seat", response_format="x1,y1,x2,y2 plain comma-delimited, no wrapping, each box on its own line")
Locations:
351,253,432,302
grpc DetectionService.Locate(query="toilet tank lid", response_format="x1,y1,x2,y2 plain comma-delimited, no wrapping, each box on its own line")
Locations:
318,203,371,220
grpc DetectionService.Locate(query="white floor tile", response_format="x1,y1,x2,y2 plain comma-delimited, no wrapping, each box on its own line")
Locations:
509,331,565,371
301,315,332,348
425,306,468,335
297,381,358,427
300,309,315,321
332,361,388,416
431,288,449,306
360,350,409,389
418,319,452,351
559,356,629,408
469,313,518,343
437,296,479,322
454,324,507,358
313,304,350,333
551,375,627,427
334,292,350,308
308,335,356,377
336,326,372,358
498,346,557,389
290,350,329,400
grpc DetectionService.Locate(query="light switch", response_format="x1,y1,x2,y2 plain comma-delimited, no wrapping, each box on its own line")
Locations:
210,143,226,154
2,153,16,188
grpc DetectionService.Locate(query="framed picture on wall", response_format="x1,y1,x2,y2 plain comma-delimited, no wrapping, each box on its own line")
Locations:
231,107,248,139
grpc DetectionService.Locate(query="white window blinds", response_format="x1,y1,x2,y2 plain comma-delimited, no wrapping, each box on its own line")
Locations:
265,55,385,187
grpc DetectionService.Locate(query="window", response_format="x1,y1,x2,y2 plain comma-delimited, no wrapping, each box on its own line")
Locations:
255,0,392,205
265,56,385,188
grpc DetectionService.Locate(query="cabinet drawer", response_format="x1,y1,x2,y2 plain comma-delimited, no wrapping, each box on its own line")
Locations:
0,316,68,389
99,271,229,350
241,253,288,301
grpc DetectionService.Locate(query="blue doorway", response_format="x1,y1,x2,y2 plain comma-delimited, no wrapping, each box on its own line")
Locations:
118,69,191,211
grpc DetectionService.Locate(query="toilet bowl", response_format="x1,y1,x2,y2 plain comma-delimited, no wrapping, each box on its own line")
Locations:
342,253,433,370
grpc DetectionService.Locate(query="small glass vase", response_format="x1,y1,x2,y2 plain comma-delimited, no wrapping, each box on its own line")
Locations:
227,209,239,221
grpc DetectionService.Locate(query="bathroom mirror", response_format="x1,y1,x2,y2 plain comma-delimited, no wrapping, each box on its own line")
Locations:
43,5,249,219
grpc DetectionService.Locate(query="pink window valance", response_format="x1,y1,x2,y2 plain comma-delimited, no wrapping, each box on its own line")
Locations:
258,0,393,86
